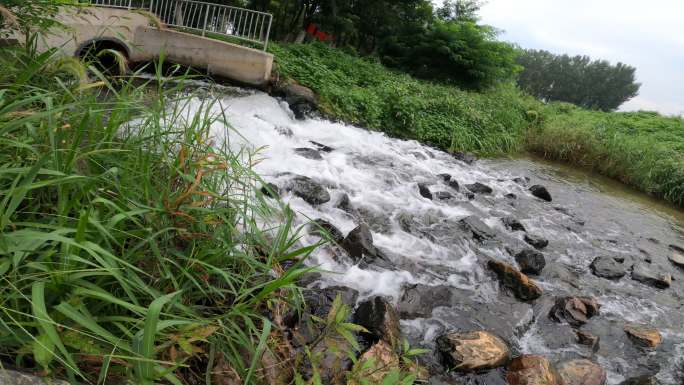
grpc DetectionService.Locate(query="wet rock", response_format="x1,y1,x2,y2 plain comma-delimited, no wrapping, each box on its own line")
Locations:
348,341,400,385
576,330,600,351
334,193,357,216
465,191,476,200
398,284,453,319
436,331,510,371
277,82,317,119
452,151,477,165
418,183,433,199
549,297,600,327
502,216,526,232
287,175,330,205
619,375,661,385
506,355,562,385
308,219,344,243
294,147,323,160
435,191,454,200
275,125,294,137
624,324,662,349
260,182,280,198
529,185,552,202
466,182,493,195
524,234,549,250
438,173,452,182
487,260,543,301
353,296,401,348
668,245,684,268
515,249,546,275
341,223,378,261
513,177,531,186
309,140,334,152
631,263,672,289
505,193,518,200
448,180,460,191
557,359,606,385
460,216,499,242
590,256,627,279
0,370,68,385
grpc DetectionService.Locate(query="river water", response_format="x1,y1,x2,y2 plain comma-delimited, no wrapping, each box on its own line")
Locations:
195,87,684,384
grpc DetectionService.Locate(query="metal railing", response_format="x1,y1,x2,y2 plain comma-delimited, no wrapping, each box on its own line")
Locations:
90,0,273,50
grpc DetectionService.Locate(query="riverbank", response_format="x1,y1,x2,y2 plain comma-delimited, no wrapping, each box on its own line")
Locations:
270,43,684,207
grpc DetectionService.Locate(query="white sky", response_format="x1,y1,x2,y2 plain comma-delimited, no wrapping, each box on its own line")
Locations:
439,0,684,115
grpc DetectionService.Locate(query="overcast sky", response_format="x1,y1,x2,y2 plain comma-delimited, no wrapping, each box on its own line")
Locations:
458,0,684,115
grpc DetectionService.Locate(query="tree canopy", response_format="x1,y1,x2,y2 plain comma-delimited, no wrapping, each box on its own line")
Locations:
517,49,641,111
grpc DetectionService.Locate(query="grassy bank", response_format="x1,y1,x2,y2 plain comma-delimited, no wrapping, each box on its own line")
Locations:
0,44,312,384
270,43,684,207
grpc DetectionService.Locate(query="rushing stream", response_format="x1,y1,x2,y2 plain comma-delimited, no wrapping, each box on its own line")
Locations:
194,87,684,384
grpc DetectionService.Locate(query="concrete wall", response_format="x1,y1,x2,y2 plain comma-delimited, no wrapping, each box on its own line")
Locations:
23,6,273,86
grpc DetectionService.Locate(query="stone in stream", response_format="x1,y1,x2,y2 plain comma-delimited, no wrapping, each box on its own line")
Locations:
515,249,546,275
435,191,454,200
448,180,460,191
513,176,531,186
624,324,662,349
590,256,627,279
309,140,334,152
487,260,543,301
452,151,477,165
348,341,400,385
506,355,563,385
438,173,452,182
287,175,331,205
460,216,499,242
277,82,317,119
418,183,433,199
260,182,280,198
556,359,607,385
668,244,684,268
502,216,526,232
340,223,378,261
436,330,510,371
466,182,494,194
548,296,600,327
353,296,401,348
631,263,672,289
529,185,552,202
334,193,358,216
524,234,549,250
0,370,69,385
294,147,323,160
398,284,454,319
307,219,344,244
619,376,661,385
575,330,600,351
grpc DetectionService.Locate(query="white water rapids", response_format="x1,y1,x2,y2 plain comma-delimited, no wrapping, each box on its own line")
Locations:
182,87,684,384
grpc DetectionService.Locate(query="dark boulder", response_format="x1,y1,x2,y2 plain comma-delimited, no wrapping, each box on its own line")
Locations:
502,216,526,232
631,264,672,289
513,177,531,186
436,331,510,371
524,234,549,250
334,193,357,216
505,193,518,200
277,83,317,119
309,140,334,152
398,284,453,319
452,151,477,165
353,296,401,348
294,147,323,160
308,219,344,244
590,256,627,279
438,173,452,182
341,223,378,261
260,183,280,198
435,191,454,200
487,260,543,301
549,297,600,327
287,175,331,205
460,216,499,242
515,249,546,275
466,182,493,195
529,185,552,202
418,183,433,200
448,180,460,191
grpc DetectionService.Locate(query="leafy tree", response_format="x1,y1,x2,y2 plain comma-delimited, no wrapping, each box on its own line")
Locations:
435,0,484,22
0,0,66,38
517,49,641,111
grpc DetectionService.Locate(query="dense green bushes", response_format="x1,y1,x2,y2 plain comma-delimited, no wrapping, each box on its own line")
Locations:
271,43,684,207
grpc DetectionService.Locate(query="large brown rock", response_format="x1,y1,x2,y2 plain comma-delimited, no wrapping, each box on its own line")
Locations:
436,330,510,371
507,355,562,385
557,359,606,385
549,297,600,327
488,260,543,301
624,324,662,348
347,341,400,385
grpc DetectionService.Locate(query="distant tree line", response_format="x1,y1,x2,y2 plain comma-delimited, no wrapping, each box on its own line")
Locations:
516,49,641,111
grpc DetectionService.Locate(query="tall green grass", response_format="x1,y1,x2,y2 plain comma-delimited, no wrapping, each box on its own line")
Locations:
0,41,313,384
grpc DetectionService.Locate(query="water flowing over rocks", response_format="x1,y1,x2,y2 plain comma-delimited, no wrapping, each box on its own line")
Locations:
436,331,510,371
624,324,663,349
209,89,684,384
294,147,323,160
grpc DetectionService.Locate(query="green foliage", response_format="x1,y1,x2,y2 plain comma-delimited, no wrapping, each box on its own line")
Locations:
0,43,314,383
0,0,72,37
380,20,520,90
517,49,641,111
271,42,536,154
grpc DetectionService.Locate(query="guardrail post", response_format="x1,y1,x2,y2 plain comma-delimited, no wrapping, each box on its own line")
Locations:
263,15,272,51
202,5,210,36
127,0,132,9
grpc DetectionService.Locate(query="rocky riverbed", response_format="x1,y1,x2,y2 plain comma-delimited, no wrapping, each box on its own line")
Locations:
201,86,684,385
